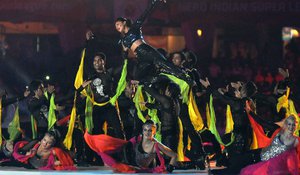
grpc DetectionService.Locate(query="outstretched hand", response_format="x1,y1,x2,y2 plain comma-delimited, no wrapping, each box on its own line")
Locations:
86,30,94,41
154,0,166,3
278,68,289,79
82,80,92,88
200,77,210,88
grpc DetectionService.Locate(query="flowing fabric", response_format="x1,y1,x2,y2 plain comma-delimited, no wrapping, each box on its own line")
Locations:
146,94,161,141
240,148,298,175
63,93,77,149
206,103,210,129
188,90,204,131
51,148,76,170
84,132,166,173
177,118,184,161
247,113,280,148
8,105,21,141
85,85,94,134
109,59,128,106
13,141,76,170
160,73,189,104
30,115,37,139
208,95,234,146
225,105,234,134
276,87,290,113
74,49,87,96
48,94,57,130
133,85,147,123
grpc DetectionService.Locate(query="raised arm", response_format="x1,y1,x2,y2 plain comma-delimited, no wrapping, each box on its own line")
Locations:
135,0,165,26
143,85,170,109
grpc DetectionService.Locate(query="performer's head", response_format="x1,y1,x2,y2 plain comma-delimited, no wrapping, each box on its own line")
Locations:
142,120,156,140
283,115,297,135
29,79,44,98
93,52,106,73
115,17,132,34
183,50,197,69
170,51,185,67
41,129,61,149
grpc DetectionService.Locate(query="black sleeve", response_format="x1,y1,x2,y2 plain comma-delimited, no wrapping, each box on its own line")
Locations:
18,140,39,154
135,0,159,26
253,93,277,107
189,69,202,93
2,96,25,107
28,96,49,114
84,38,102,79
210,87,237,108
249,111,280,131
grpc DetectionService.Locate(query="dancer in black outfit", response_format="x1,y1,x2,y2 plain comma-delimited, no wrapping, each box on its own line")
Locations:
115,0,192,85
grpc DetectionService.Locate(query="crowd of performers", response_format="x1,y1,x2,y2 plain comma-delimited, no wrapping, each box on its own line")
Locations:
0,0,299,174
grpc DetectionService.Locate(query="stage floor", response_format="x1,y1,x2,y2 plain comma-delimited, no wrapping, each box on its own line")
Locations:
0,161,224,175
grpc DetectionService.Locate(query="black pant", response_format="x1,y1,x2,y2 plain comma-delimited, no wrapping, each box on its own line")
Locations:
135,44,192,85
179,104,205,160
92,104,125,139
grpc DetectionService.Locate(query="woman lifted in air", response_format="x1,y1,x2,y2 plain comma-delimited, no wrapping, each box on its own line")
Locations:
115,0,193,85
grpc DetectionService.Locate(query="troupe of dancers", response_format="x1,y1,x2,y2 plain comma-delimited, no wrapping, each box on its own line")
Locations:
0,0,299,174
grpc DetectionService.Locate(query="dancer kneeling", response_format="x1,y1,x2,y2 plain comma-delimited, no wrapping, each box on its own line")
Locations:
84,120,177,173
2,130,76,170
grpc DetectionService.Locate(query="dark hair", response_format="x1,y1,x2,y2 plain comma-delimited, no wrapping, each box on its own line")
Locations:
44,78,55,86
169,51,186,62
29,79,43,93
243,81,257,97
143,119,156,128
115,17,132,28
184,51,197,67
225,85,237,98
46,129,61,147
94,52,106,62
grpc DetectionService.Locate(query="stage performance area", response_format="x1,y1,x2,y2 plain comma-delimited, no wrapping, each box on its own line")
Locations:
0,161,223,175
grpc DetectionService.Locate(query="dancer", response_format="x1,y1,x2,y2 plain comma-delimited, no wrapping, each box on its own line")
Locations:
115,0,192,85
84,119,177,173
240,114,299,175
2,130,75,170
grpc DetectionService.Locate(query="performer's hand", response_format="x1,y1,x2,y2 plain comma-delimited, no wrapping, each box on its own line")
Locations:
200,77,210,88
278,67,289,78
154,0,166,3
54,160,62,166
86,30,94,41
82,80,92,88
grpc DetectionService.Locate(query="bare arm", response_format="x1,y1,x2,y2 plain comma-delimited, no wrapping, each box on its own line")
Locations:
157,142,177,166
